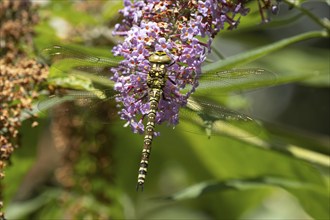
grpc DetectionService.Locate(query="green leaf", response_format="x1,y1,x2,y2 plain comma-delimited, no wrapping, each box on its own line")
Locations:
259,47,330,87
180,106,330,168
171,112,330,219
283,0,330,30
164,176,329,219
202,30,329,74
264,122,330,156
164,176,325,200
5,190,59,219
194,31,329,96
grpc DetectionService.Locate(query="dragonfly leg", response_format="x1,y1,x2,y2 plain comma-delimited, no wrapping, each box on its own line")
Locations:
135,91,148,102
168,76,176,85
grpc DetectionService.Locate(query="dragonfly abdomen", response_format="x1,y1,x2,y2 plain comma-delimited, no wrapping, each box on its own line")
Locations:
137,88,162,190
136,51,171,191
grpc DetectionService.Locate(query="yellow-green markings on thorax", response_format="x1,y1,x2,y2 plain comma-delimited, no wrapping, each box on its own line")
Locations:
137,51,171,191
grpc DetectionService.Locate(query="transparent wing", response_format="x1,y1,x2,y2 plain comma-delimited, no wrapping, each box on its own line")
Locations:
178,97,262,138
37,89,122,125
184,68,275,137
38,45,122,122
41,45,121,77
194,68,277,96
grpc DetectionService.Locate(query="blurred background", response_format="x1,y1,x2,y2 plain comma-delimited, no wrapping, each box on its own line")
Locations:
1,0,329,219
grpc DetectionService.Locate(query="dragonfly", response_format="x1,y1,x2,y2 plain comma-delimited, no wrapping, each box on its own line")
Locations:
39,45,276,190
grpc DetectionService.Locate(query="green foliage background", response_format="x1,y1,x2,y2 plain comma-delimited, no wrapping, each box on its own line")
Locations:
3,0,329,219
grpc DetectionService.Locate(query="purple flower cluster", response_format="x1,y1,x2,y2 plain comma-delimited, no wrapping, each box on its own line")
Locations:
111,0,249,134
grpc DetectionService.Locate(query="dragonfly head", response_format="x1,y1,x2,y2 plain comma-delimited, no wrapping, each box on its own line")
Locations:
148,51,171,64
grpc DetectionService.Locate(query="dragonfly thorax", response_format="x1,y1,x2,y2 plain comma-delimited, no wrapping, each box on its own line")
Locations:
147,63,167,89
147,51,171,89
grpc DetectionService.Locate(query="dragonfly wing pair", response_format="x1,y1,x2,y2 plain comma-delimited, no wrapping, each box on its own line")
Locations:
178,97,262,139
194,68,277,96
37,89,120,125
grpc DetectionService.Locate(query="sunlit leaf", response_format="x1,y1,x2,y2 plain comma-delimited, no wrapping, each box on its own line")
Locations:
163,176,329,219
202,30,328,73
